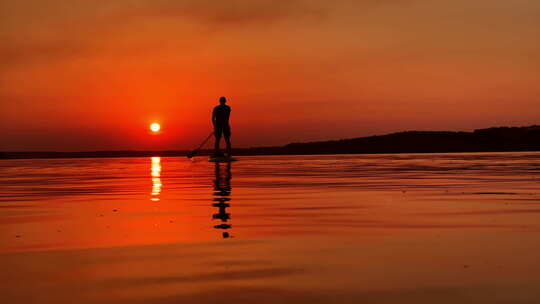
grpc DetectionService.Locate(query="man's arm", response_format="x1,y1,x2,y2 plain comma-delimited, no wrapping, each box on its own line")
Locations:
212,107,216,126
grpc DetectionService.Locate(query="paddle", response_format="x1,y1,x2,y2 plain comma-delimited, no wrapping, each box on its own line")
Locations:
187,132,214,158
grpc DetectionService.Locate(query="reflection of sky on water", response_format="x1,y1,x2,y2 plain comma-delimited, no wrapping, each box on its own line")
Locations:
2,154,540,304
150,157,161,202
0,153,539,252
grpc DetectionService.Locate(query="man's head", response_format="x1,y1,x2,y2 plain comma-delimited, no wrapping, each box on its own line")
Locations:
219,96,227,105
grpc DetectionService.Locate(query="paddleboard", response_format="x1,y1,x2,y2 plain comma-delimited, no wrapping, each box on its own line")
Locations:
209,156,238,163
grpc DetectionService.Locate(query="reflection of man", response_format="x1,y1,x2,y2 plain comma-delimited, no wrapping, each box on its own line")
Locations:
213,162,232,238
212,96,232,157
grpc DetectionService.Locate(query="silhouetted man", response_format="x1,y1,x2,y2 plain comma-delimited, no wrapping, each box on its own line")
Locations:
212,96,231,156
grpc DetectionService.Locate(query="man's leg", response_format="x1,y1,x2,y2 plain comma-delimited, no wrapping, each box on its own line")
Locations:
224,136,231,155
224,126,232,155
214,130,222,156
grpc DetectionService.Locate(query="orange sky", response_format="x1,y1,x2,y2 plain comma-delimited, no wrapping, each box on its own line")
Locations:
1,0,539,151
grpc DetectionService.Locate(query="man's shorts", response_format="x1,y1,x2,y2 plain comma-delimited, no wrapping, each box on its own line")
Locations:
214,124,231,138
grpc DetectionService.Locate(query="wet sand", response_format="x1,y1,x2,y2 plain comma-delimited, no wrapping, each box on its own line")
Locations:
1,153,540,303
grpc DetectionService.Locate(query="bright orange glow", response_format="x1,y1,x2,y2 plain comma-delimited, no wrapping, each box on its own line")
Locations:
150,123,160,133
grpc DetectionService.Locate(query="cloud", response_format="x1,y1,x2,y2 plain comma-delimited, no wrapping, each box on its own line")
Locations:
0,41,89,69
0,0,328,68
128,0,327,27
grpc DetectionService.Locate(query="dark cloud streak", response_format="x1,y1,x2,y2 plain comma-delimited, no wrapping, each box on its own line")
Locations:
0,0,327,67
138,0,327,27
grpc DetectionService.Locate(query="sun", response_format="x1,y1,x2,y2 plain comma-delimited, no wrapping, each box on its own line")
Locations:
150,123,160,132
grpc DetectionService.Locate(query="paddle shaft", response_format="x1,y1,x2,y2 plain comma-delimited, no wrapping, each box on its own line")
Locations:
187,132,214,158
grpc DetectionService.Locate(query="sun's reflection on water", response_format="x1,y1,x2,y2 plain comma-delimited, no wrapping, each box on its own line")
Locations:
150,157,162,201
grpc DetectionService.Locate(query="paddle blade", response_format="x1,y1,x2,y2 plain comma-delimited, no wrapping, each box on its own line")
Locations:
186,149,197,158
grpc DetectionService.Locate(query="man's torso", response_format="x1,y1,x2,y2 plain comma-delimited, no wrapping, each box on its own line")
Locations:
213,105,231,125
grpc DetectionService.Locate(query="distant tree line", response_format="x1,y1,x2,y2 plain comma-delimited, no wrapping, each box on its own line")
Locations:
2,125,539,159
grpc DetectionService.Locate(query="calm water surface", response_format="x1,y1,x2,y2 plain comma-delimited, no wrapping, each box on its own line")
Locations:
1,153,540,303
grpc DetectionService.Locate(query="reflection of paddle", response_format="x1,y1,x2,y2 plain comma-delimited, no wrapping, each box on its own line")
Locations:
187,132,214,158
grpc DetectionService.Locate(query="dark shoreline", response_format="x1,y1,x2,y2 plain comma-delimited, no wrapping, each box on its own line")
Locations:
2,125,539,160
